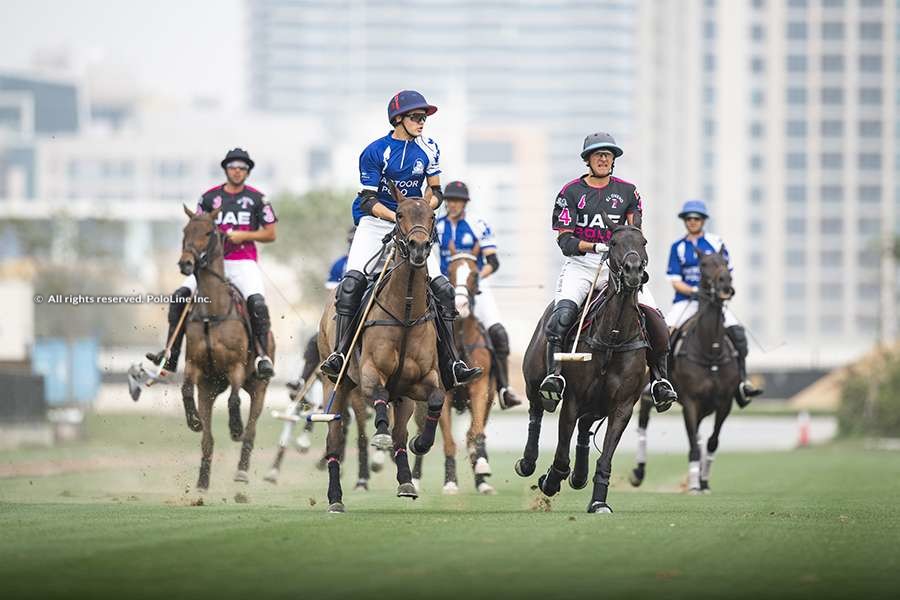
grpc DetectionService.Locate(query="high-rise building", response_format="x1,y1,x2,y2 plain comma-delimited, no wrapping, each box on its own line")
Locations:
638,0,897,369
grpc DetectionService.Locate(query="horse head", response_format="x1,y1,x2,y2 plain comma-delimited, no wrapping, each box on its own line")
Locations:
601,210,648,292
394,196,435,268
447,252,480,319
695,246,734,302
179,204,222,276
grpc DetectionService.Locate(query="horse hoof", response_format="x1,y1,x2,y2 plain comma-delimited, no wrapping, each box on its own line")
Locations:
371,433,393,451
537,474,556,497
354,480,369,491
411,478,421,493
540,397,558,413
195,482,209,493
370,450,386,472
587,501,613,514
474,457,492,476
397,482,418,499
234,470,249,483
477,482,496,495
514,458,535,478
408,435,429,456
263,469,279,484
629,470,644,488
700,480,710,492
688,488,703,496
327,502,345,513
294,433,312,453
229,428,244,442
186,415,202,432
569,473,588,490
442,481,459,495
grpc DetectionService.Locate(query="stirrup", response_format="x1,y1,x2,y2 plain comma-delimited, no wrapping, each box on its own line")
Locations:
255,355,274,379
539,374,565,412
498,387,523,410
145,350,165,366
320,352,345,382
450,360,482,387
650,378,677,412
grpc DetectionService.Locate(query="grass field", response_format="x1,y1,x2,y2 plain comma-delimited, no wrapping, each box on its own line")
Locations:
1,413,898,599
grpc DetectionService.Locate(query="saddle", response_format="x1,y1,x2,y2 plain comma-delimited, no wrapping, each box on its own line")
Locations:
561,287,649,352
670,314,735,371
189,282,254,356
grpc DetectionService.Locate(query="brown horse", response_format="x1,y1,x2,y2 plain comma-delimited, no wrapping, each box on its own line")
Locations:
317,196,445,512
518,212,650,513
179,205,274,490
630,247,739,493
411,251,497,494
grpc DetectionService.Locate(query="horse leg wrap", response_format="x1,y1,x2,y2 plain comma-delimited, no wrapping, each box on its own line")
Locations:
238,440,253,472
394,448,412,484
358,436,370,481
327,456,343,504
524,408,543,463
540,464,570,496
412,454,423,479
591,457,611,503
197,457,212,489
445,456,457,484
636,427,648,464
572,438,590,484
228,394,243,440
373,399,390,435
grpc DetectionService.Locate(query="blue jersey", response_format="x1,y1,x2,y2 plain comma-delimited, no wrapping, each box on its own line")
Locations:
435,215,497,276
326,255,348,289
666,233,730,303
351,132,441,224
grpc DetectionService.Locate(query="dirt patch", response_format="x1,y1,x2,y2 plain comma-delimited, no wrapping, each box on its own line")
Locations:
233,492,250,504
529,493,552,512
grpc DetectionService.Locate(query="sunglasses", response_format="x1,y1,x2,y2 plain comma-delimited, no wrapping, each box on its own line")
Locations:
591,151,615,160
226,162,250,171
405,113,428,124
684,216,704,222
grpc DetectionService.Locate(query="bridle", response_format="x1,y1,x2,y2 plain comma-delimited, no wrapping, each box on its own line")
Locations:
184,219,229,285
449,253,480,312
605,226,648,294
393,218,436,267
698,259,734,305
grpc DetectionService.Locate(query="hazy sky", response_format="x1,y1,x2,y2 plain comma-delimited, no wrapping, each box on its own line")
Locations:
0,0,243,108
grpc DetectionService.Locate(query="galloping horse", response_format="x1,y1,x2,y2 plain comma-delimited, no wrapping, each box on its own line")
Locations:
318,195,445,512
630,247,739,493
411,250,497,494
179,205,273,490
518,212,650,513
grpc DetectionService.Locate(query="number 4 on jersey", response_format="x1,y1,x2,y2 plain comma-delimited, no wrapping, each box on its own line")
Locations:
558,208,572,227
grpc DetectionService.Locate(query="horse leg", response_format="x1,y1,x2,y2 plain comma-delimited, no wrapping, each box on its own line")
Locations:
538,394,577,497
515,397,543,477
569,417,592,490
264,414,294,484
324,386,349,513
439,395,459,494
587,403,634,513
682,398,703,493
181,366,201,432
195,379,215,491
227,380,244,443
351,389,370,491
703,400,732,492
392,397,417,499
370,384,393,451
466,375,494,494
411,403,426,490
410,386,444,456
236,375,264,483
630,393,654,487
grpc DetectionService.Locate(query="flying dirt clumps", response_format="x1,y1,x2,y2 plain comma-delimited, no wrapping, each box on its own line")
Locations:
529,493,553,512
234,492,250,504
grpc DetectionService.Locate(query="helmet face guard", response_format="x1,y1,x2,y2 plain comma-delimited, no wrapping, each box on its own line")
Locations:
388,90,438,125
581,132,623,160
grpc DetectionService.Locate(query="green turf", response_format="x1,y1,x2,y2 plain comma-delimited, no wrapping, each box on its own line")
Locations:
1,413,898,599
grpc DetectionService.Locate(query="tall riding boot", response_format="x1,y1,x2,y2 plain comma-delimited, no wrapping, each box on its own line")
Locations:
321,270,368,382
146,286,192,373
538,299,579,412
641,305,678,413
247,294,274,379
726,325,763,407
430,276,482,389
487,323,523,409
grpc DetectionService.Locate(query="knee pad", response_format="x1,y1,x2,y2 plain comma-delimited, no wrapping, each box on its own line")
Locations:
247,294,270,328
167,286,192,324
335,270,368,316
429,275,455,309
726,325,748,356
488,323,510,356
546,300,579,343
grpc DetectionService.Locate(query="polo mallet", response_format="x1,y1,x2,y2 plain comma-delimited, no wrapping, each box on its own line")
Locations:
554,259,605,362
127,295,194,401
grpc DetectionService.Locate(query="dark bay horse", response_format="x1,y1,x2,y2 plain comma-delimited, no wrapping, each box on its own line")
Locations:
411,251,496,494
318,196,445,512
517,212,650,513
630,247,739,493
179,205,273,490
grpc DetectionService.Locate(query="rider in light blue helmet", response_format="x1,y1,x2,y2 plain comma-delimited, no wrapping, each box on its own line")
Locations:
665,199,763,406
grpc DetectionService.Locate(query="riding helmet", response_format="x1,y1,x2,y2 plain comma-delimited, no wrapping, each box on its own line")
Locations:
678,199,710,220
581,132,623,160
444,181,470,201
387,90,438,125
221,148,255,171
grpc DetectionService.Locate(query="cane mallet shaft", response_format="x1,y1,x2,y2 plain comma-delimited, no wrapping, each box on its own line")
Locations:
555,259,605,362
146,295,194,385
272,372,319,421
318,246,397,422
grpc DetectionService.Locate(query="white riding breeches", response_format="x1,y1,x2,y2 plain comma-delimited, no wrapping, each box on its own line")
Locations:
473,283,501,329
554,252,658,309
665,300,739,329
346,215,441,280
180,259,265,298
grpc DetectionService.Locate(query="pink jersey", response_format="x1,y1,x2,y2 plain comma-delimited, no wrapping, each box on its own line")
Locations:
196,184,277,261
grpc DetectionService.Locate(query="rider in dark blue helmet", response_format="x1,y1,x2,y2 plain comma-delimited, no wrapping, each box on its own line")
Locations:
320,90,482,390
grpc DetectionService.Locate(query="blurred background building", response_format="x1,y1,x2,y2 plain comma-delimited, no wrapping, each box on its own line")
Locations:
1,0,899,410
